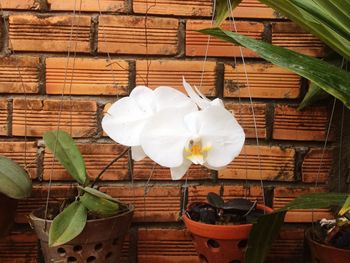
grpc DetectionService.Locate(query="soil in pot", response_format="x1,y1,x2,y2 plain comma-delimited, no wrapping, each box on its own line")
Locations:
29,204,134,263
306,227,350,263
183,198,273,263
0,193,18,238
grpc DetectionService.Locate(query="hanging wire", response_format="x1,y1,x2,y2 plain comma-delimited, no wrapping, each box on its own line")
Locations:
44,0,82,224
0,3,29,169
337,104,345,192
226,0,266,206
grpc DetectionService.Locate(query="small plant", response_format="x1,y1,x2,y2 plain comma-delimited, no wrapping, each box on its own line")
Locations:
0,155,32,199
42,130,128,247
186,192,263,225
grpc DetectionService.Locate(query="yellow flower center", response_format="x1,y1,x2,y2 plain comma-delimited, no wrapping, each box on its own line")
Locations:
185,139,211,165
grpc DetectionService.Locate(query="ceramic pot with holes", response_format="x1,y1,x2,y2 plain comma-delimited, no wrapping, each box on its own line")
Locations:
183,204,273,263
29,205,134,263
0,193,18,237
306,228,350,263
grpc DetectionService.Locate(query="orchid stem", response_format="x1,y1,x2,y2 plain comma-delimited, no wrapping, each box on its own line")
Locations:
91,147,130,188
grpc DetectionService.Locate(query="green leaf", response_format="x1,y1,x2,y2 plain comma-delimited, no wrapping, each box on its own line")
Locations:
79,186,120,217
0,156,31,199
258,0,350,60
339,195,350,216
43,130,87,185
298,82,330,110
214,0,242,27
200,28,350,109
49,200,87,247
246,211,286,263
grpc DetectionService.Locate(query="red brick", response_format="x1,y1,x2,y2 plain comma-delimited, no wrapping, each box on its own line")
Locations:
9,14,91,53
138,228,197,263
0,56,39,94
98,16,178,55
302,148,333,184
273,187,332,223
101,185,181,222
272,22,324,57
219,145,295,181
273,105,331,141
43,143,128,181
133,0,278,19
186,20,264,57
224,63,300,99
0,0,39,10
46,57,129,95
0,99,7,135
48,0,125,12
16,185,77,223
0,231,38,263
136,60,216,96
187,185,265,204
133,157,211,180
224,102,267,138
12,98,97,138
0,142,37,179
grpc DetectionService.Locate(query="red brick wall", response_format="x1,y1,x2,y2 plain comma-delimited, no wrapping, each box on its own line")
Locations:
0,1,334,262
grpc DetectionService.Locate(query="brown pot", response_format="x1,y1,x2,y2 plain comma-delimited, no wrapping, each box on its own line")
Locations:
306,228,350,263
183,203,273,263
29,205,134,263
0,193,18,238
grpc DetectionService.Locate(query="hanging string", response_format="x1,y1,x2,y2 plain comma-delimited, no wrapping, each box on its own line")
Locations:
227,0,266,206
337,104,345,192
44,0,82,224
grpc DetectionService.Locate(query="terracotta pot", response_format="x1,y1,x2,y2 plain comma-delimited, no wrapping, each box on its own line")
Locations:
183,203,273,263
29,205,134,263
0,193,18,238
306,228,350,263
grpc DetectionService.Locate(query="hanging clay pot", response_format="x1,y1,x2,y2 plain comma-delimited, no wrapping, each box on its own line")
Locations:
0,193,18,237
29,205,134,263
183,203,273,263
306,228,350,263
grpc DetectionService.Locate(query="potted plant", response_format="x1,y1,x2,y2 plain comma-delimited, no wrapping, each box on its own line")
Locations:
0,156,32,237
196,1,350,262
183,192,273,263
29,130,134,263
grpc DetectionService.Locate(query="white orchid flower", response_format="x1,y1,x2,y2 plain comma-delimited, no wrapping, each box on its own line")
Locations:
140,104,245,180
102,86,197,161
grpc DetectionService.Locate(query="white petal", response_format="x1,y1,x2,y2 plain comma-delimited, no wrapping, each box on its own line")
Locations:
182,77,210,109
204,162,226,171
154,86,198,113
186,106,245,167
140,108,191,167
102,97,149,146
131,146,147,161
170,160,192,180
130,86,156,113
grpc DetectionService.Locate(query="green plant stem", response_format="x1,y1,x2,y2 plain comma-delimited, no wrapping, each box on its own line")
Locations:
91,147,130,187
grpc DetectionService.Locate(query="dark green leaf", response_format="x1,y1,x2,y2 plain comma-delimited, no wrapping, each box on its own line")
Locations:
49,200,87,247
207,192,224,208
200,28,350,109
214,0,242,27
0,156,31,199
246,192,349,262
246,211,286,263
43,130,87,185
79,186,120,217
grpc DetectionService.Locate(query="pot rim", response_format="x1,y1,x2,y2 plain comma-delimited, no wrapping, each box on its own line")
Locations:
305,227,350,253
183,203,273,239
29,203,134,224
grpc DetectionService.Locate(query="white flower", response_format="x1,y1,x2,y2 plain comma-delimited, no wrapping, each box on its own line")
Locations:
140,80,245,180
102,85,197,161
